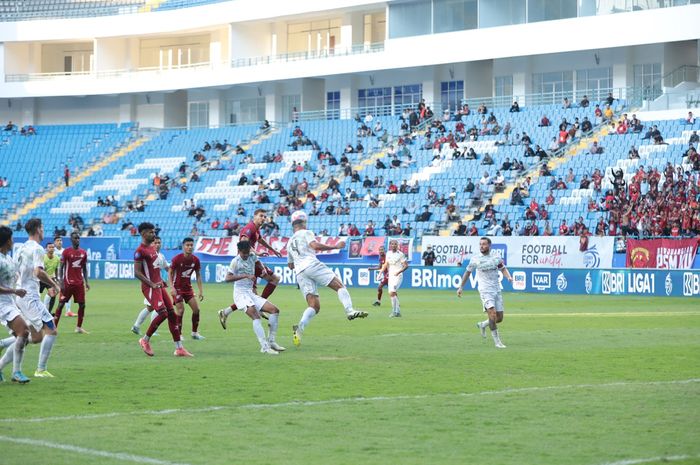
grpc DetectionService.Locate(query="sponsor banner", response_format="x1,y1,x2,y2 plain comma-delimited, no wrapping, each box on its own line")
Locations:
13,236,120,261
360,237,386,256
421,236,614,269
348,238,363,259
626,238,699,269
194,235,343,257
84,260,699,297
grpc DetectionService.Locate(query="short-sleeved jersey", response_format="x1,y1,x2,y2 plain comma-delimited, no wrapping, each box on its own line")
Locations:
44,254,60,278
287,229,319,273
61,247,87,286
0,251,18,307
466,252,504,294
385,250,407,275
155,252,169,281
228,252,258,293
16,239,45,297
378,253,386,267
239,222,260,248
171,253,200,291
134,243,162,291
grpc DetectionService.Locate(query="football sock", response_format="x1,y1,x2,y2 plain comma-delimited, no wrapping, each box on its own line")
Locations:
77,304,85,328
134,308,150,327
268,313,279,342
0,336,15,349
252,319,267,348
377,287,383,301
0,343,13,370
166,309,181,342
192,312,200,333
150,310,157,322
37,334,56,371
391,295,400,314
224,307,235,317
337,287,354,313
146,309,167,338
489,319,497,331
491,329,501,343
481,319,490,328
299,307,317,331
12,336,26,373
261,283,277,299
65,300,72,313
175,340,183,349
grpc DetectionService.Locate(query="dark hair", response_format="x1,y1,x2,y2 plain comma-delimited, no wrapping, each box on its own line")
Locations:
480,236,492,244
237,241,251,252
138,222,155,233
154,236,161,241
253,208,267,217
54,235,62,242
24,218,42,235
70,231,80,239
182,237,194,244
0,226,12,248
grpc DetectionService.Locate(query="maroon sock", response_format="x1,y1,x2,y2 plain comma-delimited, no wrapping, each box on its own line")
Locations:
146,309,167,337
77,304,85,327
54,304,64,327
166,309,181,342
261,283,277,299
377,287,383,301
192,312,200,333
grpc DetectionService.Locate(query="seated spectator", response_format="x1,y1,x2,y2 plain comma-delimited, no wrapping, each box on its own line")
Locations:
401,223,413,237
535,145,548,161
579,175,591,189
376,158,387,169
454,220,467,236
509,101,520,113
605,92,615,106
559,220,570,235
604,104,614,121
4,121,14,131
481,153,494,165
467,222,478,236
580,95,590,108
546,190,555,205
539,115,550,127
523,145,535,158
628,145,640,159
510,187,524,206
589,140,603,154
562,97,571,109
465,147,478,160
689,130,699,144
540,163,552,177
417,206,432,222
521,132,532,145
211,218,220,230
566,168,575,184
556,178,567,190
494,171,505,192
581,117,593,133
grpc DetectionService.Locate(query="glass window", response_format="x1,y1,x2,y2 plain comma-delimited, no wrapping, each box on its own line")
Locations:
287,19,341,55
433,0,478,33
479,0,526,28
494,75,514,106
388,0,431,38
326,91,341,120
528,0,577,23
282,94,301,122
440,80,464,112
358,87,392,117
575,67,612,101
394,84,423,115
532,71,574,104
188,101,209,128
223,98,265,125
634,63,662,101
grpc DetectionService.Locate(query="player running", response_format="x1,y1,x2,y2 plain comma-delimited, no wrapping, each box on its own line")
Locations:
53,236,76,318
218,209,282,329
288,210,367,347
225,241,285,354
380,240,409,318
457,237,513,349
134,223,192,357
169,237,205,340
41,242,60,314
14,218,60,377
131,236,169,335
370,246,388,307
0,226,31,383
54,232,90,333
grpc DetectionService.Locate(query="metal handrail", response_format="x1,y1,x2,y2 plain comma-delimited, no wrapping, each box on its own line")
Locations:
230,42,385,68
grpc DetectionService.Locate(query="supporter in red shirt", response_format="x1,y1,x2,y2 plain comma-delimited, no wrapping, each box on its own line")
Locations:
546,191,555,205
559,220,569,236
211,218,220,230
468,223,478,236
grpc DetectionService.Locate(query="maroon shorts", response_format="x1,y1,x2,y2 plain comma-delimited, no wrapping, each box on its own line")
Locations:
60,283,85,304
172,289,195,305
379,276,389,287
142,286,172,311
255,261,274,278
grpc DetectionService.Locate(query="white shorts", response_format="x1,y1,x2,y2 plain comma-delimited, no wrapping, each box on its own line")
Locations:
296,262,337,298
480,292,504,313
388,274,403,293
234,291,268,312
17,295,53,332
0,303,21,327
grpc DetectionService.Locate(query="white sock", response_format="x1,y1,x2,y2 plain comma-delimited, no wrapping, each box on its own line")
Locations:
150,310,157,322
65,300,72,312
38,334,57,371
134,308,149,328
299,307,317,332
175,340,183,349
252,319,267,348
0,343,13,370
223,307,234,317
391,295,400,314
268,313,279,343
490,328,500,344
0,336,15,349
337,287,354,313
12,336,26,373
480,319,489,328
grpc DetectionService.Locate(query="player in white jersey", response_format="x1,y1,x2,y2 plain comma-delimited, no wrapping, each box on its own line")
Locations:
131,236,170,335
0,226,31,383
457,237,513,349
53,236,76,318
14,218,61,376
225,241,285,355
380,240,409,318
287,210,367,347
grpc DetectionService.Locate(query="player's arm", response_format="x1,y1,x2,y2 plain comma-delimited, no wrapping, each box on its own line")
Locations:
164,260,172,289
457,263,475,298
499,263,513,283
379,260,388,274
35,250,59,292
286,244,295,270
82,260,90,291
225,261,255,282
57,258,65,291
167,265,176,294
0,284,26,298
310,239,345,252
256,235,282,258
195,265,204,301
134,260,160,289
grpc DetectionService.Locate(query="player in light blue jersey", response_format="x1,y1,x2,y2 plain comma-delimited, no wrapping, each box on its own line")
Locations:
457,237,513,349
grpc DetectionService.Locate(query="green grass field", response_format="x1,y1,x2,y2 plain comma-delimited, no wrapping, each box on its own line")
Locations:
1,280,699,465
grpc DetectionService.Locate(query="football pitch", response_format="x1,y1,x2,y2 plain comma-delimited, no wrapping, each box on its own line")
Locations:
1,280,698,465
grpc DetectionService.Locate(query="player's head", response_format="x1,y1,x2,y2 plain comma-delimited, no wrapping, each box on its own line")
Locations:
70,231,80,248
291,210,307,230
46,242,55,256
138,222,156,244
154,236,162,252
237,240,251,259
182,237,194,255
252,209,267,227
54,236,63,249
379,246,385,255
479,237,492,255
389,240,398,252
25,218,43,241
0,225,13,251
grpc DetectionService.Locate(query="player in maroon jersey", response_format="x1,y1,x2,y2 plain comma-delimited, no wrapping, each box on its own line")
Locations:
370,246,388,306
169,237,205,340
218,209,282,329
54,232,90,333
134,222,192,357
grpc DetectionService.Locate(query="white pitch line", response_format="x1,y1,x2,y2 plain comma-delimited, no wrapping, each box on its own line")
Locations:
596,454,697,465
1,378,698,424
0,435,193,465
